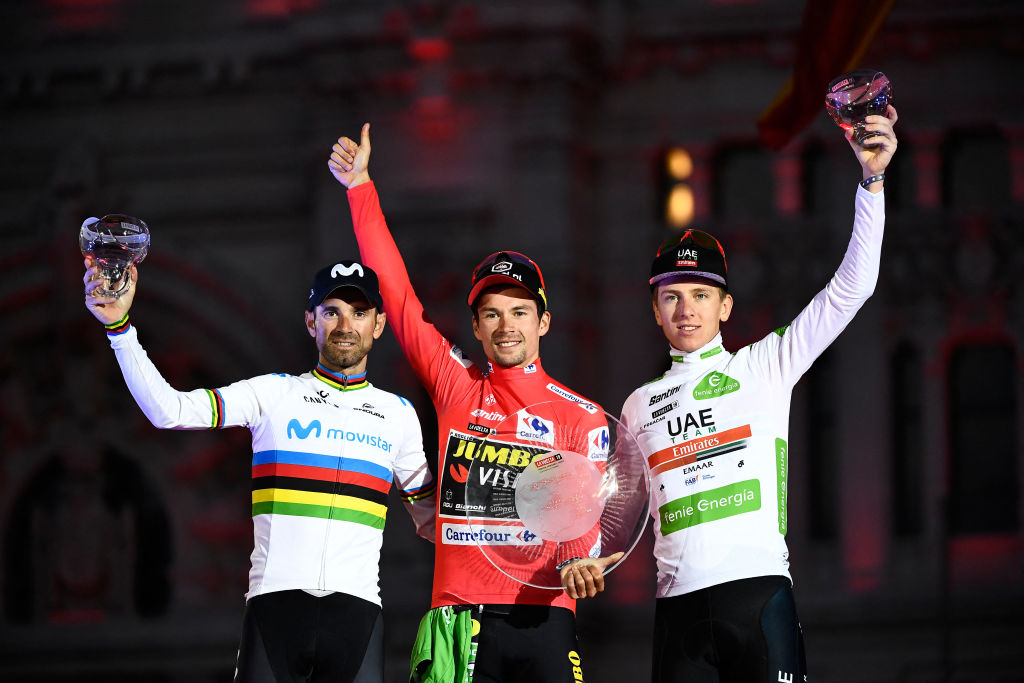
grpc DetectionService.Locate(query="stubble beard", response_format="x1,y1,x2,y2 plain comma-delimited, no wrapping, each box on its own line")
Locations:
321,332,370,372
491,334,527,368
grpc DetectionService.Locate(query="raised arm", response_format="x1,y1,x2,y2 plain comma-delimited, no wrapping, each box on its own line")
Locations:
750,106,898,386
84,258,261,431
327,124,473,401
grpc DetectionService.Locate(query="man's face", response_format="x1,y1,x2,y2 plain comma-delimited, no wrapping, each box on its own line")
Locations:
652,280,733,353
305,289,386,374
472,285,550,368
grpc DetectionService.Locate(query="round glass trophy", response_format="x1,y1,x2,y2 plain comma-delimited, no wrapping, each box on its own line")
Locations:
825,69,892,146
80,214,150,298
463,399,650,589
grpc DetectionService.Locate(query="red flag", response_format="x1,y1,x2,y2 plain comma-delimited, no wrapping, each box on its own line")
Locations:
757,0,897,150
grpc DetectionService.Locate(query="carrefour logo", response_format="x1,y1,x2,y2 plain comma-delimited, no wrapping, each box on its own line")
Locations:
441,523,542,546
524,416,549,435
517,410,554,445
587,426,609,461
287,419,321,439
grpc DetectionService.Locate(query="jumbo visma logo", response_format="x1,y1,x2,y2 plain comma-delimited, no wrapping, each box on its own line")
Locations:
693,371,740,400
287,419,321,439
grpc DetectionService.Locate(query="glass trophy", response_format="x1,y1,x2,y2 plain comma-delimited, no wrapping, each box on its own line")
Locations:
462,399,651,589
825,70,892,146
80,214,150,298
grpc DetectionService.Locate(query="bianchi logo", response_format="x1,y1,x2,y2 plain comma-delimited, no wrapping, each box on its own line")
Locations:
693,372,740,400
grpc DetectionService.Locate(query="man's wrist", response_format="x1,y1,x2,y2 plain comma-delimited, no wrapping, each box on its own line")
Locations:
347,173,372,189
860,173,885,190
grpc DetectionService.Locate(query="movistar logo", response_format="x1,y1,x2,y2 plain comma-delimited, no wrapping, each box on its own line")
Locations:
287,419,321,439
332,263,363,278
693,372,740,400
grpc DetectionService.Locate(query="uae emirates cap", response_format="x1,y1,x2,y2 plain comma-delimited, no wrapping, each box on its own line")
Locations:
649,229,728,291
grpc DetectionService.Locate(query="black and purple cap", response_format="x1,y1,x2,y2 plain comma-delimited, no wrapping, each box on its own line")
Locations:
308,260,383,311
649,229,728,291
467,250,548,313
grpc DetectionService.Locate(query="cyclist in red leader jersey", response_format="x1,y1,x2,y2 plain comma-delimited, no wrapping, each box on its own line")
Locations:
329,123,621,683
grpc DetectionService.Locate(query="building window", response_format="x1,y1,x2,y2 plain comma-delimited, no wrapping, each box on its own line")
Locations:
801,139,829,216
947,343,1018,534
942,128,1010,213
806,348,839,540
712,143,773,222
891,342,924,536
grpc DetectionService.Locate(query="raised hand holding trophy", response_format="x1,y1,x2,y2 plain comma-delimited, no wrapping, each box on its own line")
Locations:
79,214,150,298
825,70,893,147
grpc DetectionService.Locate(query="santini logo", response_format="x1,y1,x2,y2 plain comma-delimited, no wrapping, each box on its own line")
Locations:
288,419,321,439
649,385,682,406
332,263,363,278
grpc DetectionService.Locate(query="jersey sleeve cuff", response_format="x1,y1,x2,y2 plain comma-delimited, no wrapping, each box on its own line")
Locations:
105,317,137,347
104,313,131,337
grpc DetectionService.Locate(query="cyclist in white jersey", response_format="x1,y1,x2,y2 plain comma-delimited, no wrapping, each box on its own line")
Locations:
84,258,436,683
619,107,898,682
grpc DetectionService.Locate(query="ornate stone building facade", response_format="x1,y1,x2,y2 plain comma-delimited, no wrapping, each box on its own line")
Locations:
1,1,1021,680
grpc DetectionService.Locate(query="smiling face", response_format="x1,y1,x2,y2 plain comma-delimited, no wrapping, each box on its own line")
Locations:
472,285,550,368
305,288,387,375
652,279,733,353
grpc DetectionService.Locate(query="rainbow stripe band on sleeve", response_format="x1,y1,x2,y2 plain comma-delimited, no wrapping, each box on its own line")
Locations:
104,314,131,337
205,388,225,428
400,481,436,503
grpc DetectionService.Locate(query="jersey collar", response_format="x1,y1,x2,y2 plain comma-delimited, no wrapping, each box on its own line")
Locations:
313,362,369,391
668,334,726,367
485,358,545,383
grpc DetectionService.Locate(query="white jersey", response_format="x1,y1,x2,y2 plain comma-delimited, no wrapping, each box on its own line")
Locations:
107,324,435,605
620,186,884,598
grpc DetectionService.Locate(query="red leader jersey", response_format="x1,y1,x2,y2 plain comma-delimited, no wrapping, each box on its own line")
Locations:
348,181,609,610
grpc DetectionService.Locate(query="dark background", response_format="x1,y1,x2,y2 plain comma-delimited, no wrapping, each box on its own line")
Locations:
0,1,1021,681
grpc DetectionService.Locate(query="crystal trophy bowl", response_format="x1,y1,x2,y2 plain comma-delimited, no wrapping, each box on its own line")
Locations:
825,70,892,146
80,214,150,298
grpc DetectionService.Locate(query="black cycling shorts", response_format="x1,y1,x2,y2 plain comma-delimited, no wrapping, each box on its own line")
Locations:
652,575,807,683
234,589,383,683
470,604,585,683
